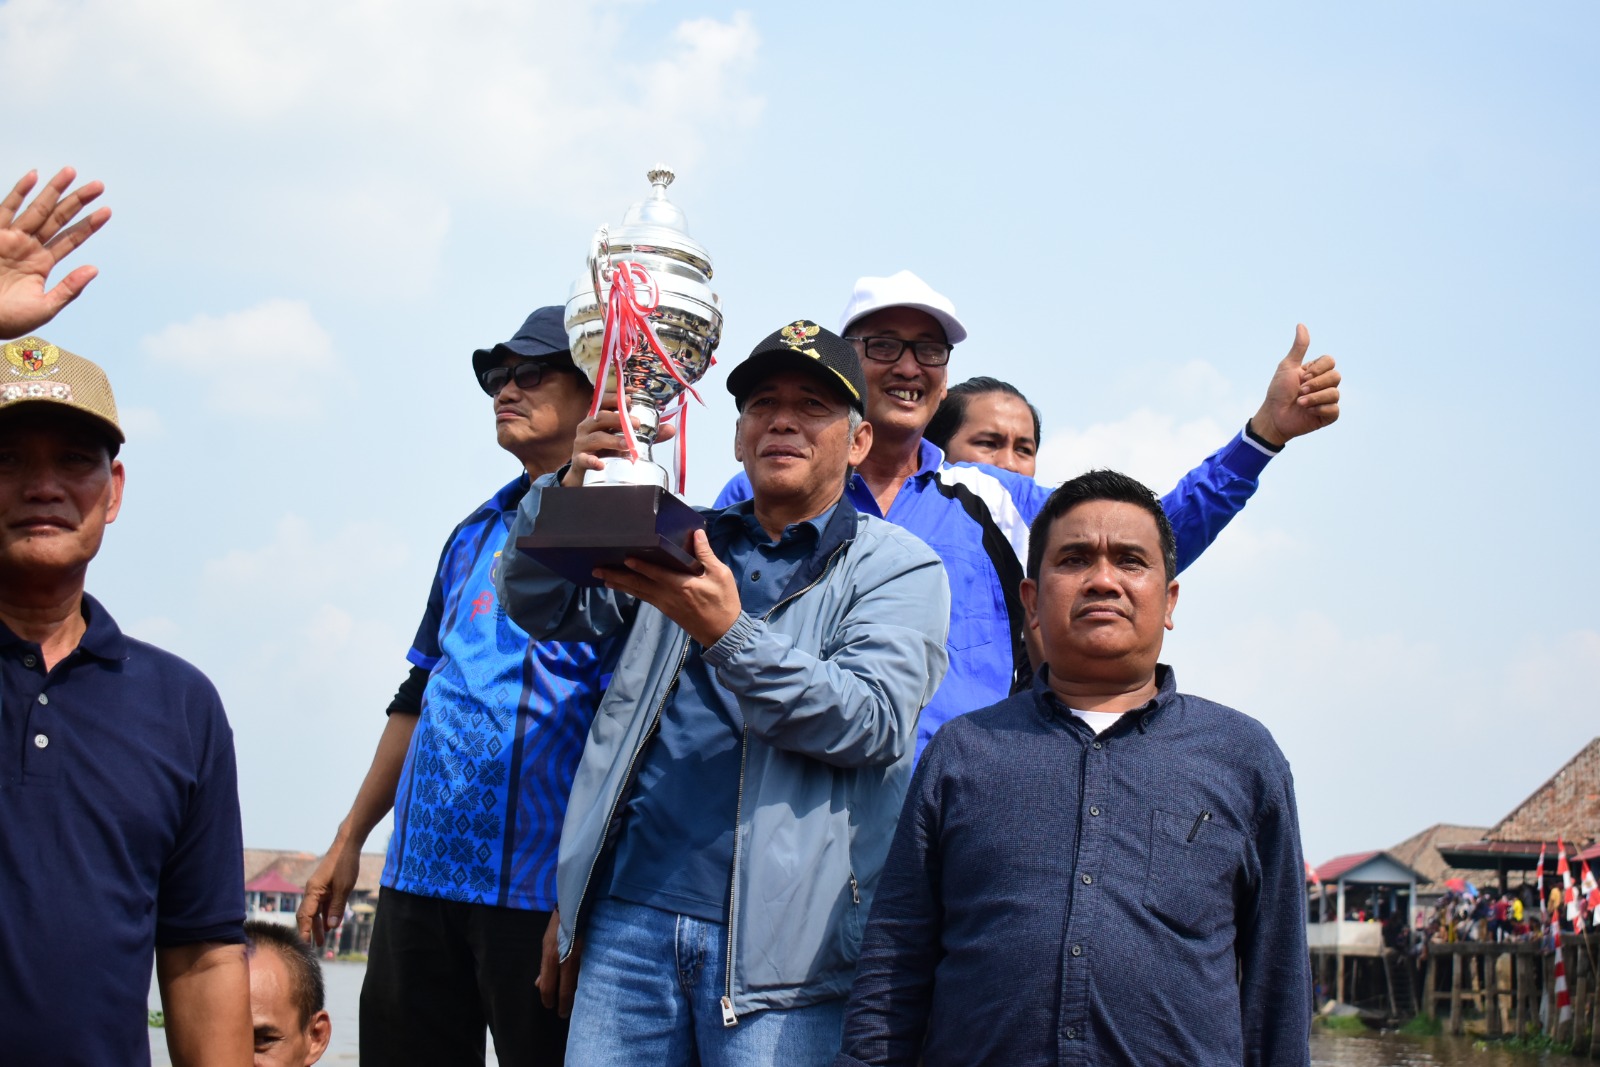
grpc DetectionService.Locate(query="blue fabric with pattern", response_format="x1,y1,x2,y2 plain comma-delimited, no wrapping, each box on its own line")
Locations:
382,475,613,911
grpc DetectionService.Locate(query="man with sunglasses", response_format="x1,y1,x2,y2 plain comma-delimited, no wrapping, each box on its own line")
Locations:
717,270,1342,758
299,307,608,1066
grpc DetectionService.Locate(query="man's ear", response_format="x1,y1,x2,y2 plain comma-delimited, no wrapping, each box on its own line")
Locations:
732,414,744,464
306,1009,332,1062
1164,579,1179,631
105,459,126,525
1020,577,1039,631
846,419,872,467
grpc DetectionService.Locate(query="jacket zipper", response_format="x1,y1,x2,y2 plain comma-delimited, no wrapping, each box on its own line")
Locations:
721,540,848,1027
566,633,693,961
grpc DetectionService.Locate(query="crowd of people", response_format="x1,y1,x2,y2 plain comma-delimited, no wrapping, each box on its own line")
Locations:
1,165,1343,1066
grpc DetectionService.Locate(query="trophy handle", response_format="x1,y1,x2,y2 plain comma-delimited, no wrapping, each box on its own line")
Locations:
589,225,611,305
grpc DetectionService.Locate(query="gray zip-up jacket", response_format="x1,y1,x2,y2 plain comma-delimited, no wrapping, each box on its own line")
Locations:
497,484,950,1021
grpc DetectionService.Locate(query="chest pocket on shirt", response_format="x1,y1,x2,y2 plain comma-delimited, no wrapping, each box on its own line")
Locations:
936,543,1008,652
1144,809,1245,940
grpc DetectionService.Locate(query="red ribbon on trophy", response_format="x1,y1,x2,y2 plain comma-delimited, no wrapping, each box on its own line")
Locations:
589,259,705,490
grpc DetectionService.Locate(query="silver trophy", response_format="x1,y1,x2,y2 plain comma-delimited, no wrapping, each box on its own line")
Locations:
519,167,722,585
564,166,722,488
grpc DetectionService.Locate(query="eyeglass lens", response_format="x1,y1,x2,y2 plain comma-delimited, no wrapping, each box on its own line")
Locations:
853,337,951,366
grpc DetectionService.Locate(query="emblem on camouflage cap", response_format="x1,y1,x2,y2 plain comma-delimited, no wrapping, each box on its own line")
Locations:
779,321,821,351
4,337,61,379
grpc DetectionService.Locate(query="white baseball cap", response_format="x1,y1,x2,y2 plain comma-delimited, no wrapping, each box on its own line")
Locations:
836,270,968,346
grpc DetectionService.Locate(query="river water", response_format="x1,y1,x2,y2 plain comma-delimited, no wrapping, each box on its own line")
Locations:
149,961,1552,1065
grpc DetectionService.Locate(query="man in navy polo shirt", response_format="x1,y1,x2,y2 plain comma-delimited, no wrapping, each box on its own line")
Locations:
298,307,610,1065
0,340,252,1065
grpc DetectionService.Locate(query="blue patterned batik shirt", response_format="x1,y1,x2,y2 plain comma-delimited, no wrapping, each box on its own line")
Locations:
382,475,612,911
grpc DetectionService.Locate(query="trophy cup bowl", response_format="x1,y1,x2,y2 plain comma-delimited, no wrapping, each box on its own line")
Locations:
517,167,722,586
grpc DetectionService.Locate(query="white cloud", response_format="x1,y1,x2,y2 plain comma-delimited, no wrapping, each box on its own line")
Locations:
0,2,764,293
141,300,340,418
1035,409,1233,490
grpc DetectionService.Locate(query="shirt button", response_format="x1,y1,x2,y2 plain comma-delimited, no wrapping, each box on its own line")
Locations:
1071,944,1083,957
37,693,48,706
33,734,48,749
23,654,37,668
1092,740,1103,750
1065,1026,1078,1039
1089,806,1101,816
750,570,762,581
1081,874,1093,885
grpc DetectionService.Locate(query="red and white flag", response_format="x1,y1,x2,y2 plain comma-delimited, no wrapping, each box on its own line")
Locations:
1553,918,1572,1023
1537,840,1547,903
1582,859,1600,929
1558,840,1578,928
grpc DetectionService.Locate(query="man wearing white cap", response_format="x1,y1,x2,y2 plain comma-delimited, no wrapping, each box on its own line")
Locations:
716,270,1341,757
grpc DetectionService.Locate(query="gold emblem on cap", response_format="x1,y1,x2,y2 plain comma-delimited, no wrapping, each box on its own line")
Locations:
779,320,821,351
4,337,61,379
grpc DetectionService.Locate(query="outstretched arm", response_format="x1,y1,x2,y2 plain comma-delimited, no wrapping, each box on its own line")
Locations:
0,167,111,339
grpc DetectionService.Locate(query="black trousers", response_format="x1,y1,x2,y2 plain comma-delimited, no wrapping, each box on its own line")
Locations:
361,887,568,1066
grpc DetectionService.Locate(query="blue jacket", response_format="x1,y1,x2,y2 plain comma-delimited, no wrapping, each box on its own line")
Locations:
497,485,950,1020
836,667,1311,1067
715,430,1272,756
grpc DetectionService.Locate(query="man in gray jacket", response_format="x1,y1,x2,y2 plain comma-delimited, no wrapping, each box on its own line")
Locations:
498,320,950,1067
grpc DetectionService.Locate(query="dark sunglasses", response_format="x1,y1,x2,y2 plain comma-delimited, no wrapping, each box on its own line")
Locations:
479,361,555,397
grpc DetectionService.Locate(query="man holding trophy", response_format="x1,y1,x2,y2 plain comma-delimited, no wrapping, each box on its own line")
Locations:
499,301,949,1064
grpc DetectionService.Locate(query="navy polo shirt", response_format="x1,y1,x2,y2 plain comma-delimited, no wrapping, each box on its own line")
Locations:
0,594,245,1066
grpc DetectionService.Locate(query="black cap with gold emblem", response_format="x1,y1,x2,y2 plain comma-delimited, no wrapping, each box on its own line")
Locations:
725,319,867,414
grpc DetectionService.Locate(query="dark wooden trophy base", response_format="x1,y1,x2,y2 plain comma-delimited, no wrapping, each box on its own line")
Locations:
516,484,707,587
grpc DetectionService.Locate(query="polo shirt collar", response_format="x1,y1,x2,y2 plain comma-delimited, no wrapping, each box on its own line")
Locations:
712,498,833,547
485,472,533,517
1032,663,1178,735
0,593,128,663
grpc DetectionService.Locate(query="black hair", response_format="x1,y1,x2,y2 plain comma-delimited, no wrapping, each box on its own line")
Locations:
1025,469,1177,582
924,377,1042,452
244,920,325,1027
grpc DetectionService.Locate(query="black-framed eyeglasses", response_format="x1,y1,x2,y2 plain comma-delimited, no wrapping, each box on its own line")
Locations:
845,335,953,367
479,361,553,396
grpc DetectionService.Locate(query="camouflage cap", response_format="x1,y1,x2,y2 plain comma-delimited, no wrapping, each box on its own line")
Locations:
0,336,124,445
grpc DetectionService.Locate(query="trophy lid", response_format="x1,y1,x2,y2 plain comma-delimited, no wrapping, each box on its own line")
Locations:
608,166,712,275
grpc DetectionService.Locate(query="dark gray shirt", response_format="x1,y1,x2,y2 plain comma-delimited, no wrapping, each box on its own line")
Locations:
835,666,1311,1067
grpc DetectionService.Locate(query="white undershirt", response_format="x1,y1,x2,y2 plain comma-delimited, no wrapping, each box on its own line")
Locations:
1070,708,1125,735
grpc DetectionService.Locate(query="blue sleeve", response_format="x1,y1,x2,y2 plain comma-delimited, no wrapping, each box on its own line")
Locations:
406,533,454,673
1160,428,1273,574
1238,768,1313,1066
496,476,641,643
834,744,946,1065
155,679,246,946
713,471,753,509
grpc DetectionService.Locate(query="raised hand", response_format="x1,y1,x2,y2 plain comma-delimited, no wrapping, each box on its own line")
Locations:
1249,323,1342,446
560,392,677,488
0,168,111,339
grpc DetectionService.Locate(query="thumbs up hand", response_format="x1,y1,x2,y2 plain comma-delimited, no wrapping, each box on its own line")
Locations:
1248,324,1342,447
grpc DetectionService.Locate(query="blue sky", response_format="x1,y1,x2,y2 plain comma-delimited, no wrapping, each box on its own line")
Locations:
3,1,1595,866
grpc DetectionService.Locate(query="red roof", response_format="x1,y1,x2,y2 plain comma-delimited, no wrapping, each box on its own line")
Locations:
245,869,304,895
1315,851,1381,882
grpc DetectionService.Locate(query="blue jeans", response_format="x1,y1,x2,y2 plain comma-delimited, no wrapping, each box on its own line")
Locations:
565,898,845,1067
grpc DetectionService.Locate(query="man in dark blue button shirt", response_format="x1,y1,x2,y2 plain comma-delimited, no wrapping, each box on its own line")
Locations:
837,470,1311,1067
0,336,250,1065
